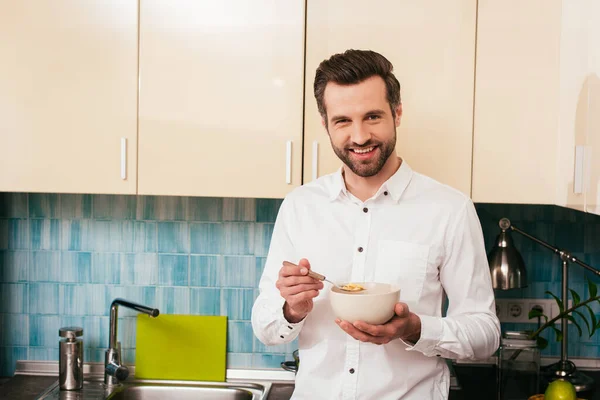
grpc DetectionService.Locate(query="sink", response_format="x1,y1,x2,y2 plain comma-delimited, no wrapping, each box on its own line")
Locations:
36,378,270,400
107,381,266,400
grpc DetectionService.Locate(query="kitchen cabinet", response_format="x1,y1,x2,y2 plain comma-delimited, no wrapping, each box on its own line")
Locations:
137,0,305,198
0,1,138,194
303,0,477,196
472,0,597,211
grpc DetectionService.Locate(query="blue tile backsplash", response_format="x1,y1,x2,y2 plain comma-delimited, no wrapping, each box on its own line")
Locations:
1,193,600,377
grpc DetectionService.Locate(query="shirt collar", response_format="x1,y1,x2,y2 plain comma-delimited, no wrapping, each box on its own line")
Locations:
328,158,413,203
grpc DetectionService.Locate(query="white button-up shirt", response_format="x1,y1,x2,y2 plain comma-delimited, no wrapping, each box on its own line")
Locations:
252,161,500,400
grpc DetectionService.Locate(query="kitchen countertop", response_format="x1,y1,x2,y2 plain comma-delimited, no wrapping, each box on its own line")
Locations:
2,365,599,399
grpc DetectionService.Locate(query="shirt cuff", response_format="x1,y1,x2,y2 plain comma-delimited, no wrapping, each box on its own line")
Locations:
274,298,305,340
401,315,443,357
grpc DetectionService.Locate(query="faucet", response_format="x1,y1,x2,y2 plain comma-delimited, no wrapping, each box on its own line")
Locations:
104,298,160,385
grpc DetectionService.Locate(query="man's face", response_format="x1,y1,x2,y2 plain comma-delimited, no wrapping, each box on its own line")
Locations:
322,76,402,177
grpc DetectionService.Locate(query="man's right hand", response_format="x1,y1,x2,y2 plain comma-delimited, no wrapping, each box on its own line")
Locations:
277,258,323,323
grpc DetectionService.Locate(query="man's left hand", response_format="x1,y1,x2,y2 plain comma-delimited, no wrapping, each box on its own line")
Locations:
335,302,421,345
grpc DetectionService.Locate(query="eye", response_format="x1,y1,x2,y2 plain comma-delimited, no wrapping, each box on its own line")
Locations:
335,119,350,125
366,115,381,121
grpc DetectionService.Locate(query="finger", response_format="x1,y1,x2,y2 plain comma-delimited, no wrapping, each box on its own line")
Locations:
298,258,311,270
395,303,410,318
279,263,309,278
277,275,322,288
335,320,390,345
280,282,323,296
286,290,320,305
352,321,389,337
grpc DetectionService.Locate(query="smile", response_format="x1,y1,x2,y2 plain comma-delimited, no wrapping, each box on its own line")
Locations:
351,146,376,154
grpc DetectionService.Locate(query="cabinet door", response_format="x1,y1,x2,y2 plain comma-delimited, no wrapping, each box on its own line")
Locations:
138,0,304,198
584,2,600,215
303,0,476,195
0,1,138,194
472,0,562,204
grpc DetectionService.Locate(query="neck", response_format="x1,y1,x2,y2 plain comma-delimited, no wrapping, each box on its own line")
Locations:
343,156,402,202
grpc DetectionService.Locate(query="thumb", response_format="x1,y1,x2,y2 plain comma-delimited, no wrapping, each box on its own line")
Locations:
395,302,409,318
298,258,311,270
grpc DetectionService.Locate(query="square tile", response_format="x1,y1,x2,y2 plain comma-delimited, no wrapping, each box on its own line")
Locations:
29,283,59,314
255,257,267,287
29,194,59,218
30,315,60,347
251,354,286,369
132,222,157,253
29,347,59,361
220,289,254,320
226,353,253,369
190,223,222,254
254,224,274,257
222,223,254,255
190,288,221,315
93,195,137,220
256,199,283,223
187,197,223,222
221,256,255,288
158,222,189,253
0,251,28,282
29,251,60,282
190,256,220,287
0,314,29,346
227,321,254,352
156,287,190,314
121,253,158,286
61,220,91,251
156,196,188,221
60,194,92,219
0,193,28,218
30,219,59,250
0,283,28,313
223,198,256,222
1,219,29,250
91,253,121,284
60,284,106,316
82,316,109,350
0,347,27,376
136,196,158,220
158,254,189,286
61,252,92,283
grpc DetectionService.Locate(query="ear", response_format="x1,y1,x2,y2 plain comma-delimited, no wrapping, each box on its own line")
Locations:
394,103,403,126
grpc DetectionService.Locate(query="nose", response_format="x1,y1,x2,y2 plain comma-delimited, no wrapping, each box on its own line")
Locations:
350,122,371,146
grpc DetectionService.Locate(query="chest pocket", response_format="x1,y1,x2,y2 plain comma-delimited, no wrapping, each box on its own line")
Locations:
374,240,430,308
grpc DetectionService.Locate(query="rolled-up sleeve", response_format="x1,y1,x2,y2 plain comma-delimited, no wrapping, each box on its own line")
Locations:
252,198,305,346
406,199,501,360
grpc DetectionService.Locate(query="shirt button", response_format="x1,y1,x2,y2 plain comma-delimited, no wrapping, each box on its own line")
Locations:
349,368,355,374
357,247,363,252
384,191,389,196
363,207,368,213
280,335,284,339
288,326,293,330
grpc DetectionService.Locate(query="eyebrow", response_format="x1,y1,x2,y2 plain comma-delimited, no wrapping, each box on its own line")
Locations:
329,109,387,123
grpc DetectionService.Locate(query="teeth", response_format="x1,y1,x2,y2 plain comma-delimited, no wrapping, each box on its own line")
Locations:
354,147,374,154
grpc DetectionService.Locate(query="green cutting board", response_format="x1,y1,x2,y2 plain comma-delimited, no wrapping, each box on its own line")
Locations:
135,314,227,381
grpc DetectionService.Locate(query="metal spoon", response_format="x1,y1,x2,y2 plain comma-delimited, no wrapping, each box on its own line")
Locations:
282,261,364,292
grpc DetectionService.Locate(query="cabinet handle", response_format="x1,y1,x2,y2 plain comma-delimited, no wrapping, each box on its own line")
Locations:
121,138,127,180
312,140,319,181
286,140,292,184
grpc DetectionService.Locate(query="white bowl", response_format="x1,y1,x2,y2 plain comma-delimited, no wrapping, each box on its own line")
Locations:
330,282,401,325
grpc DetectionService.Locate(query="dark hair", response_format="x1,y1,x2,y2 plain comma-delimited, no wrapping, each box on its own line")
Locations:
313,49,401,119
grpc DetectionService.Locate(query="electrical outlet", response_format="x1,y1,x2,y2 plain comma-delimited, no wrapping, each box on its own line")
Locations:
495,298,573,324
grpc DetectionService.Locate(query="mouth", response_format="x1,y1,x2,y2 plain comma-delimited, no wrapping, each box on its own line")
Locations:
349,145,378,159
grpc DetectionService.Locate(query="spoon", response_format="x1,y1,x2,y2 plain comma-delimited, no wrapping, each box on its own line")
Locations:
282,261,364,292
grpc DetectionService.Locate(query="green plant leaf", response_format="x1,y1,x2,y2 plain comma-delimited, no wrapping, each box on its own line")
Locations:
573,310,592,336
588,278,598,298
569,289,581,305
551,326,563,342
584,304,598,336
567,315,583,337
536,336,548,350
546,291,564,313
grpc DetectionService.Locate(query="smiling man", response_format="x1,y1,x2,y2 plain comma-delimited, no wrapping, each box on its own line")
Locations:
252,49,500,400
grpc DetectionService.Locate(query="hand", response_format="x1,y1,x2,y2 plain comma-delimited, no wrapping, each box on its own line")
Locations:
277,259,324,323
335,303,421,345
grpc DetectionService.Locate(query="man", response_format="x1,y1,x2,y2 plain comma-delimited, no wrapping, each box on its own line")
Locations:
252,49,500,399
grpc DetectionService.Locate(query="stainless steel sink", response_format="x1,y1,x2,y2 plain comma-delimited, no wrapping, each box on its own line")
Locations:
107,381,266,400
37,378,270,400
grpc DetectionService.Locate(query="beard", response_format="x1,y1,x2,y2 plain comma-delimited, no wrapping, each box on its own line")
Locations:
330,129,397,177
